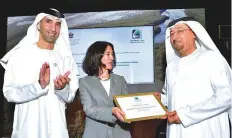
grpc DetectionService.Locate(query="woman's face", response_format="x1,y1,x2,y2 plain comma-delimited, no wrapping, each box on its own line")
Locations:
101,45,114,70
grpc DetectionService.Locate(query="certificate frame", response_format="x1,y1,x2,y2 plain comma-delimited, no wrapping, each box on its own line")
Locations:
113,92,167,122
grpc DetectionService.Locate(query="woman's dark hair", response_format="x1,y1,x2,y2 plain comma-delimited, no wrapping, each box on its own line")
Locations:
82,41,116,76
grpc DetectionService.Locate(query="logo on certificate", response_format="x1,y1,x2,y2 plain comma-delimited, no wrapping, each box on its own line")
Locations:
132,29,142,39
134,96,141,102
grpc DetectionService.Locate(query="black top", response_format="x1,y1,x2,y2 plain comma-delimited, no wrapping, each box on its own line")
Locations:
42,8,64,18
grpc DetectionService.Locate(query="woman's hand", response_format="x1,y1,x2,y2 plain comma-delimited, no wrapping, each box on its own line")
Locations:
112,107,125,122
154,92,161,100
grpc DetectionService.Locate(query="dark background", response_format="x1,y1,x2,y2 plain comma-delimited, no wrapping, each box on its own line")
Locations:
0,0,231,137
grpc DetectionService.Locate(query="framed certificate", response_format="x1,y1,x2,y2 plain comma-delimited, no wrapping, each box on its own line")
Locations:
113,92,167,122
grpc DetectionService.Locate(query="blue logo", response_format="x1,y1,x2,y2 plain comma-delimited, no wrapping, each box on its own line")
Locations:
69,32,74,38
132,29,142,39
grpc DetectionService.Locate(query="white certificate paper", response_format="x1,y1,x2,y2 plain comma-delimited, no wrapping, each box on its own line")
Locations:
114,93,166,122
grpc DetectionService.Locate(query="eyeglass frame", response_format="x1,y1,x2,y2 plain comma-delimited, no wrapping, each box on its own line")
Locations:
167,28,191,39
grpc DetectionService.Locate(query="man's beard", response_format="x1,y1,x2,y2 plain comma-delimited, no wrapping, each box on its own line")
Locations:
45,35,58,43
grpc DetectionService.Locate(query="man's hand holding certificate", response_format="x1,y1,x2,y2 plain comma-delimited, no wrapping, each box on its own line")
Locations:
113,92,167,122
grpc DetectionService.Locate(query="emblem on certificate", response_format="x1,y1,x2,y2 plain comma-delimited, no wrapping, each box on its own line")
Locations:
113,92,167,122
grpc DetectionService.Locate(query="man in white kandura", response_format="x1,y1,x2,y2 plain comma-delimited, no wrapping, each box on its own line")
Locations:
0,8,79,138
155,17,231,138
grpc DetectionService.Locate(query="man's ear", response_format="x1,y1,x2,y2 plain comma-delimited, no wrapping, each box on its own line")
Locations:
37,22,41,31
191,30,196,39
193,34,196,39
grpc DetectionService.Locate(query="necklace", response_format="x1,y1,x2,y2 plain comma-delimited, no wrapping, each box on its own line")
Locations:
99,77,110,81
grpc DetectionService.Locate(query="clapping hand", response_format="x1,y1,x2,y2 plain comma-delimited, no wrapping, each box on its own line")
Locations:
39,62,50,89
54,71,71,90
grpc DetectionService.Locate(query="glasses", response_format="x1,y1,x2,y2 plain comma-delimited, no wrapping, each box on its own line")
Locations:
168,29,191,38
